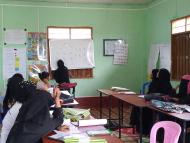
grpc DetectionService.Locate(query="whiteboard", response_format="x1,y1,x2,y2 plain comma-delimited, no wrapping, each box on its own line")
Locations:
3,47,27,79
49,39,95,70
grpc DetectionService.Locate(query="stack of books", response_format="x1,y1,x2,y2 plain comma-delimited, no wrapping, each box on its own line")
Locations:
63,108,91,122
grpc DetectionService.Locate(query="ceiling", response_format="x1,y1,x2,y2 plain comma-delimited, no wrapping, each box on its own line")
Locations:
4,0,158,5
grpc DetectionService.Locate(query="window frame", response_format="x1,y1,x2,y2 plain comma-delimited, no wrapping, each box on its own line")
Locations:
171,15,190,80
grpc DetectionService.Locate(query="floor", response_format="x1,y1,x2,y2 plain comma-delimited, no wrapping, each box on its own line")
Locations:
82,105,150,143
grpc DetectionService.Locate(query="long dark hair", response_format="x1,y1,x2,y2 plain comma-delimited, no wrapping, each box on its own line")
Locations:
3,73,24,112
38,71,49,80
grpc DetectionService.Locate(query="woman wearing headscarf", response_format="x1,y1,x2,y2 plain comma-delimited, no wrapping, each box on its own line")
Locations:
147,69,159,94
1,81,36,143
3,73,24,116
156,68,173,95
6,82,64,143
53,59,70,84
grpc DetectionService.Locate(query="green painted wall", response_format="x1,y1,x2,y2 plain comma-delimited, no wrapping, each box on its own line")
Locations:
2,0,189,97
145,0,190,86
0,2,147,97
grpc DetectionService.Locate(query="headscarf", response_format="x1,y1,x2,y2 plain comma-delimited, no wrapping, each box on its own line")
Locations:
53,59,70,84
148,69,159,94
157,68,173,95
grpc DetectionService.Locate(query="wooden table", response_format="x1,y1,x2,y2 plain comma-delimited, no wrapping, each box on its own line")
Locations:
98,89,190,143
149,105,190,143
43,125,124,143
97,89,118,119
43,134,124,143
97,89,149,143
111,93,149,143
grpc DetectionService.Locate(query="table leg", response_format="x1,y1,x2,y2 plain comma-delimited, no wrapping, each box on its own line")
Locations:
118,99,121,138
99,92,102,119
182,121,187,143
139,107,143,143
121,102,123,126
109,95,112,123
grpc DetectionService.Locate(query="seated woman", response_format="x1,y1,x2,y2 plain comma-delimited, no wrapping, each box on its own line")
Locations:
5,81,64,143
3,73,24,117
1,81,36,143
37,71,51,91
147,68,159,94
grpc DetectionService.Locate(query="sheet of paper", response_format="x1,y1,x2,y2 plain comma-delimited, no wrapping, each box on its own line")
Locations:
138,95,145,98
3,47,27,79
79,119,107,127
4,29,26,44
49,39,95,70
118,91,136,94
113,44,128,65
61,90,72,96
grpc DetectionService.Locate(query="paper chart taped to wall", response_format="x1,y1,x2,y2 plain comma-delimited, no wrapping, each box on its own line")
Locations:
3,47,26,79
4,29,27,44
49,39,95,70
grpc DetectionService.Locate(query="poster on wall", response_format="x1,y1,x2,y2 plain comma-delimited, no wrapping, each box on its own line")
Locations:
113,41,128,65
4,29,27,44
49,39,95,70
28,64,48,83
147,44,171,79
3,47,27,79
27,32,47,61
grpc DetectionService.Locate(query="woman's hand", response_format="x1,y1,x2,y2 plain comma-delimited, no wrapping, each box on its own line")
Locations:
53,88,63,108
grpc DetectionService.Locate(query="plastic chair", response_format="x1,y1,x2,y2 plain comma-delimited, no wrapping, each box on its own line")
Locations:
140,81,150,94
150,121,181,143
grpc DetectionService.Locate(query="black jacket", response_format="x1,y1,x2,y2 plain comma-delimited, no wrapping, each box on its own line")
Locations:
6,90,64,143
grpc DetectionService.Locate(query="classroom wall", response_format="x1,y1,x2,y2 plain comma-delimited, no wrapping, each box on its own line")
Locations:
1,0,188,97
145,0,190,86
0,1,148,97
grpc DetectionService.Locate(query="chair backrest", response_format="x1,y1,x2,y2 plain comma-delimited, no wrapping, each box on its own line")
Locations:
140,82,150,94
150,121,181,143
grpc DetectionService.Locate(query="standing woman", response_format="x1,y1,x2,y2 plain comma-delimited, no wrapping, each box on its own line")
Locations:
53,59,70,84
37,71,51,91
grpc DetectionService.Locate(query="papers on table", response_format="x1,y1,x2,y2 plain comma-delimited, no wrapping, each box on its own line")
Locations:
73,119,107,127
61,90,72,96
118,91,136,94
111,86,129,91
138,95,145,98
47,88,72,96
49,123,108,143
87,129,111,136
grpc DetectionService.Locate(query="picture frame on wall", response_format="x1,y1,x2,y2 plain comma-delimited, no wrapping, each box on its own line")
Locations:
103,39,123,56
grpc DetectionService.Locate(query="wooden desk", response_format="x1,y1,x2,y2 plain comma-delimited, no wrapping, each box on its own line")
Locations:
97,89,119,119
98,89,190,143
43,125,123,143
97,89,149,143
111,93,149,143
149,105,190,143
43,134,124,143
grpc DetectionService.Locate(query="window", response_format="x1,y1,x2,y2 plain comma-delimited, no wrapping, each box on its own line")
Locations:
47,27,93,78
171,15,190,80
